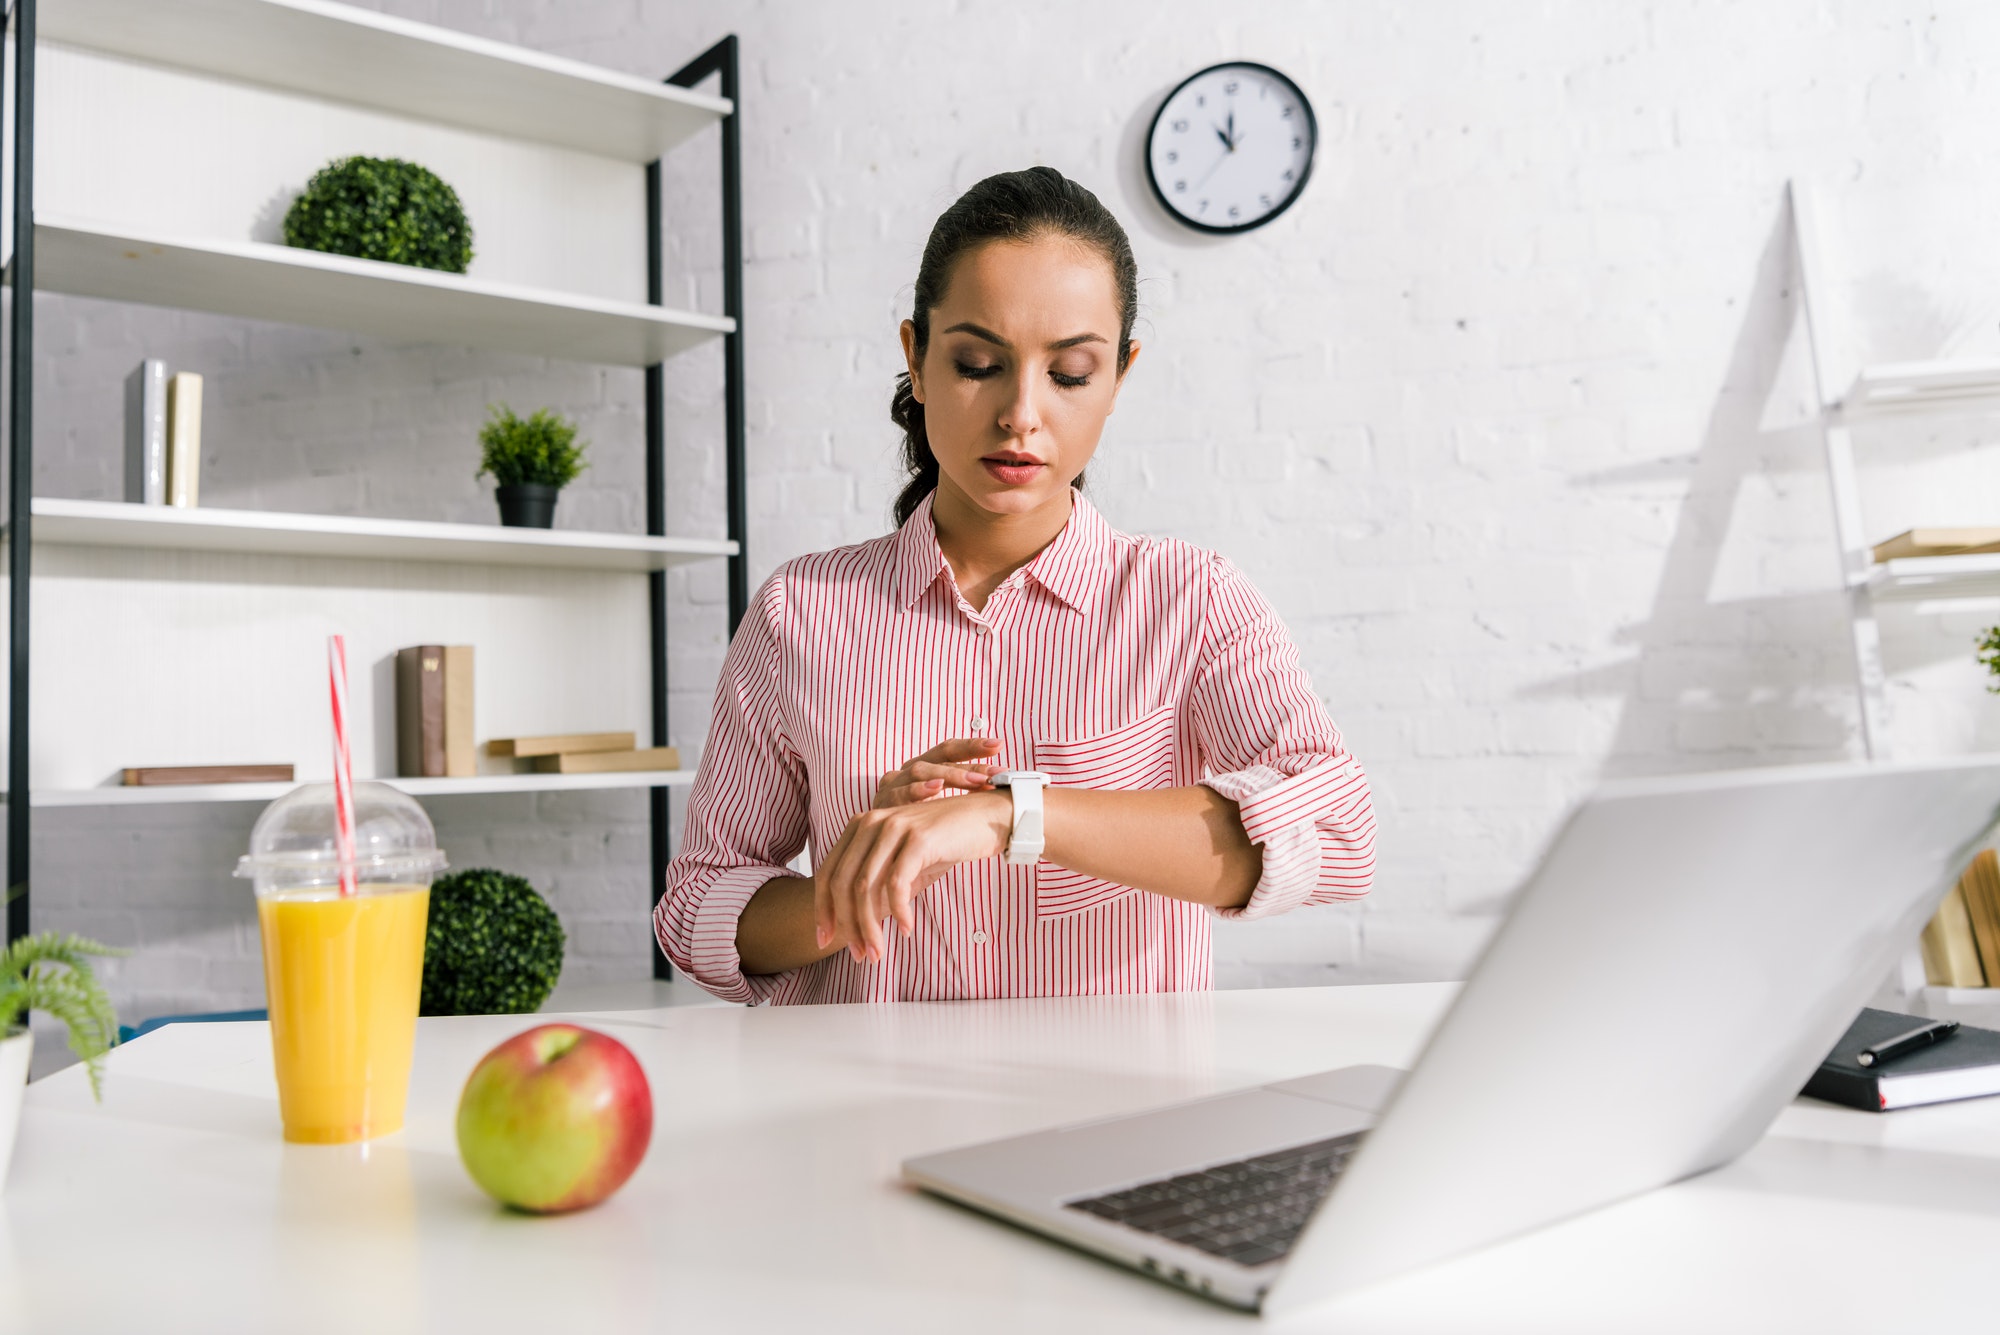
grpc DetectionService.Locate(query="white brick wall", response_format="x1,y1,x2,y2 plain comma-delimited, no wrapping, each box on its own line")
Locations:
20,0,2000,1034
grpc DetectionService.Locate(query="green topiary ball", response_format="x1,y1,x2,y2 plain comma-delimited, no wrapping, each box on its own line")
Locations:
283,155,475,274
421,868,565,1016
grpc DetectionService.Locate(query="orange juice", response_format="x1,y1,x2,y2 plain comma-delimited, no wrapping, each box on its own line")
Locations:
258,884,431,1144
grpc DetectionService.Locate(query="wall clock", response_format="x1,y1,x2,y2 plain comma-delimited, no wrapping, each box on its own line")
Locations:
1145,62,1317,234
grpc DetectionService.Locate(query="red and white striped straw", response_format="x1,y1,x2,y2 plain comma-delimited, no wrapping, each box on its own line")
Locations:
326,634,357,897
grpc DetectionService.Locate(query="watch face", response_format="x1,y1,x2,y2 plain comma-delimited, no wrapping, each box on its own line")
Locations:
1145,62,1317,234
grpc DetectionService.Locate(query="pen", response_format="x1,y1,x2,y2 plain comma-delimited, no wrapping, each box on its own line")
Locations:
1857,1019,1959,1068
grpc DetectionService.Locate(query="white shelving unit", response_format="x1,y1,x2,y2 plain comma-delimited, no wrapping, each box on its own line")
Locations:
22,498,735,572
36,218,733,368
1795,181,2000,1013
1868,553,2000,603
5,0,750,974
1791,179,2000,755
1838,358,2000,418
41,0,731,163
21,769,698,808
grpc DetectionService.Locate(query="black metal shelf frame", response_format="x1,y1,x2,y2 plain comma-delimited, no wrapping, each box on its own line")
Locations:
0,5,750,973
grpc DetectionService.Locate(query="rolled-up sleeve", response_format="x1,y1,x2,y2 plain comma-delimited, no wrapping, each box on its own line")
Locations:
1191,556,1376,921
654,575,809,1003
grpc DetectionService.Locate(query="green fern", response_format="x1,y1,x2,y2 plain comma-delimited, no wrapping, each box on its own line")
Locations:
1,932,124,1100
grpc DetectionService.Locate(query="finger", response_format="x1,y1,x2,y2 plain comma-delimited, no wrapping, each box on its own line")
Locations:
853,822,908,960
908,761,998,789
811,836,836,949
832,816,891,964
920,737,1004,764
888,839,928,938
875,777,945,809
815,821,861,953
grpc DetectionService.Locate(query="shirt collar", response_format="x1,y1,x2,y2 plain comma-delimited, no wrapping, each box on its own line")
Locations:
889,489,1111,616
1020,490,1109,615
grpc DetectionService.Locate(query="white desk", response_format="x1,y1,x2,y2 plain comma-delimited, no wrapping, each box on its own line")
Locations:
4,983,1999,1332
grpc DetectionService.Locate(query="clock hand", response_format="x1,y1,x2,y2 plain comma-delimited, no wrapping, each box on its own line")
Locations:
1214,124,1233,152
1193,148,1232,191
1226,110,1237,150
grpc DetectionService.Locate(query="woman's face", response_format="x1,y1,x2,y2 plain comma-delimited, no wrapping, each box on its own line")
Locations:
902,235,1138,521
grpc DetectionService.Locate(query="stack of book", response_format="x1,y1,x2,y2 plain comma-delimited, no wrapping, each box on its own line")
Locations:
124,359,202,507
487,731,679,774
121,763,293,787
397,644,475,778
1919,849,2000,987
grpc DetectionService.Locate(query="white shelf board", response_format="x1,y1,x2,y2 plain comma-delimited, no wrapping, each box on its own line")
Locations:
23,498,736,572
17,770,697,807
1866,553,2000,601
1840,358,2000,417
41,0,730,163
29,218,734,368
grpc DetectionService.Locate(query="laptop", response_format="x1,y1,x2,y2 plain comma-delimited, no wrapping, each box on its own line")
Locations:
902,758,2000,1316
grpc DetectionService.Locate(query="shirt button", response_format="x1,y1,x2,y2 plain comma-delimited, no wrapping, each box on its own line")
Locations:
970,716,988,734
971,930,989,945
975,624,989,636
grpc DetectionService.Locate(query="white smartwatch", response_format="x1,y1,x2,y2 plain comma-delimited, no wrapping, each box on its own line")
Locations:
990,770,1052,865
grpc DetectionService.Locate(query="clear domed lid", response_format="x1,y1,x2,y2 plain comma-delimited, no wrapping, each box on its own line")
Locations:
235,781,447,889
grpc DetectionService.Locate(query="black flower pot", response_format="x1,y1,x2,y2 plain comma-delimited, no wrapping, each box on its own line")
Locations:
495,483,559,529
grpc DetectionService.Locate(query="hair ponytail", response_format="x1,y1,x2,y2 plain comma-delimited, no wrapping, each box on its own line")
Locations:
890,372,938,528
890,166,1137,529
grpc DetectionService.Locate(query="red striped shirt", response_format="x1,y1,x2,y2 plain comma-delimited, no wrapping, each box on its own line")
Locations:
656,492,1376,1004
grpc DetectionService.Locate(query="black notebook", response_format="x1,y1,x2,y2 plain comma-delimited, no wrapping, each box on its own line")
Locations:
1803,1008,2000,1112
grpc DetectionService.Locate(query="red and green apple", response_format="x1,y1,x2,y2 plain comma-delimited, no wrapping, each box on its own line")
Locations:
456,1023,653,1213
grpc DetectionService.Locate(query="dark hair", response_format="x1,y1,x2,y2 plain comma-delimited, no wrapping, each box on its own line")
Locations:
891,167,1139,527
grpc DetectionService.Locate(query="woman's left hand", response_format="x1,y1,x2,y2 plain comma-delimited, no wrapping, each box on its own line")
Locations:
815,790,1013,963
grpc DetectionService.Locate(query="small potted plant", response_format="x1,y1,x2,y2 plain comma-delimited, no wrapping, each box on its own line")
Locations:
2,931,121,1190
476,406,589,529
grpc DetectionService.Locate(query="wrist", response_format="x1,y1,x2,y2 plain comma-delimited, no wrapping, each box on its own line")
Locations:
967,788,1013,855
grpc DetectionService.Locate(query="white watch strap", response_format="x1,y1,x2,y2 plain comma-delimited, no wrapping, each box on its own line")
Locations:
995,771,1049,865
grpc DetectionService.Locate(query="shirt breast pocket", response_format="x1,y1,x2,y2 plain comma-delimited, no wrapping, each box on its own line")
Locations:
1031,704,1179,919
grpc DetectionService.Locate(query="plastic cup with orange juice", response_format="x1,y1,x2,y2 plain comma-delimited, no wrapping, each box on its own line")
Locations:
237,782,446,1144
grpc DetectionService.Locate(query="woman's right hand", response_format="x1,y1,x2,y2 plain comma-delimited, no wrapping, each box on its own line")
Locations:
873,737,1002,808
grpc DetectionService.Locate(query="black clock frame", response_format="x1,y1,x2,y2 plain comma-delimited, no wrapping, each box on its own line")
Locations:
1144,60,1318,236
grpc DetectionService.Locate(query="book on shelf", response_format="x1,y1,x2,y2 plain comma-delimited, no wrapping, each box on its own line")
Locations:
123,359,167,506
1803,1008,2000,1111
443,645,474,778
1958,849,2000,985
166,371,202,508
1921,872,1988,987
532,746,680,775
121,763,294,786
488,731,637,758
1871,527,2000,562
397,644,475,778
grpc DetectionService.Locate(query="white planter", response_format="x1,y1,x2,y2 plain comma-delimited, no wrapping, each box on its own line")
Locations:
0,1028,31,1194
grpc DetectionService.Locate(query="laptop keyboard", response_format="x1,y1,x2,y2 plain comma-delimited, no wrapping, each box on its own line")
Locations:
1064,1131,1366,1268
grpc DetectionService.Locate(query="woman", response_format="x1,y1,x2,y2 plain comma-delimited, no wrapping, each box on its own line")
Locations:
657,167,1375,1004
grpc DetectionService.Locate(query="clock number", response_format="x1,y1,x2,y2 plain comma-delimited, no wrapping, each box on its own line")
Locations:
1171,118,1188,132
1282,169,1295,182
1197,199,1209,213
1196,94,1205,107
1259,194,1272,208
1165,150,1178,164
1223,80,1238,95
1228,204,1240,219
1292,136,1302,149
1281,106,1294,119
